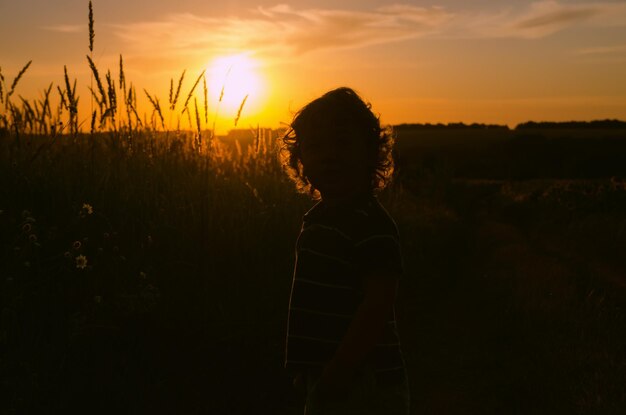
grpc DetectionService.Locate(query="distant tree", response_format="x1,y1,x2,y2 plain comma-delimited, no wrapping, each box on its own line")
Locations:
516,119,626,130
393,122,509,131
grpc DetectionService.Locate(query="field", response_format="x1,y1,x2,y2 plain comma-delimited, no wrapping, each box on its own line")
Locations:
1,124,625,414
1,18,626,411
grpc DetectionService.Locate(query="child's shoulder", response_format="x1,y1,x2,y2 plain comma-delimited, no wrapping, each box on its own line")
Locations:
302,200,325,224
356,197,399,239
304,196,398,241
302,196,398,241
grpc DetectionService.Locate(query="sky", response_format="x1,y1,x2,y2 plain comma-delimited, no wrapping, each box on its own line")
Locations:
1,0,626,133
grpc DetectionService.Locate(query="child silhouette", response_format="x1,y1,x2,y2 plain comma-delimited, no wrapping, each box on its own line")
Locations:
281,87,410,414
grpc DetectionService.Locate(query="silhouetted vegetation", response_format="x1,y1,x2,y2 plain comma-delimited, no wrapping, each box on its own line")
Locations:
394,122,509,131
394,123,626,181
1,3,625,414
516,119,626,129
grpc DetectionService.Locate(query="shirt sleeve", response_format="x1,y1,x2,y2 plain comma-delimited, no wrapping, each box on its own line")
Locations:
353,233,404,280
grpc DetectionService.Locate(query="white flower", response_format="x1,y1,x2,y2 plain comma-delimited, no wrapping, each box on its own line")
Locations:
76,255,88,270
80,203,94,217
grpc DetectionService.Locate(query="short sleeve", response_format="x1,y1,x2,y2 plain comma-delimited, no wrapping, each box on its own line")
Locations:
353,233,404,279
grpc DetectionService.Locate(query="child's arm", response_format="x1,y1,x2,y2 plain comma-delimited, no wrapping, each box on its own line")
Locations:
315,273,399,397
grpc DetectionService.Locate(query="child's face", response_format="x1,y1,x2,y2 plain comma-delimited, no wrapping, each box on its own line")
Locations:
299,124,371,199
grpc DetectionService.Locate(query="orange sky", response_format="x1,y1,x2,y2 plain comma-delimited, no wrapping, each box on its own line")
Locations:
2,1,626,134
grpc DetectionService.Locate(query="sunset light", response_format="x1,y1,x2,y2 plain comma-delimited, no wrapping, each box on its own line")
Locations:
2,2,626,413
3,1,626,130
207,53,265,127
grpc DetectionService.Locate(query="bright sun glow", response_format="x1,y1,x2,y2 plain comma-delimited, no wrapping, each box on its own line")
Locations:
207,53,265,128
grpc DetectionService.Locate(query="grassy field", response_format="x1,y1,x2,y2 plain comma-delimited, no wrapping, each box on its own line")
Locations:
1,126,625,414
1,11,625,411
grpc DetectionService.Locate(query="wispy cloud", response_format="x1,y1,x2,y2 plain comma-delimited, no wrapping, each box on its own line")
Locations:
574,44,626,56
43,24,84,34
571,43,626,63
112,4,453,63
258,4,452,53
110,1,626,64
482,0,626,39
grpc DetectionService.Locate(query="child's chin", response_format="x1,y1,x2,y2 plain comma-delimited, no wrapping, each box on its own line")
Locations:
319,184,354,199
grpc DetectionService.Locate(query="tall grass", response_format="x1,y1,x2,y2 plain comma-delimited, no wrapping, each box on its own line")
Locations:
0,5,246,141
1,3,624,415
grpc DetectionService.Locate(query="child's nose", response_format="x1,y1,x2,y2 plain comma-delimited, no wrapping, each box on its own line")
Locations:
322,141,343,159
319,153,341,169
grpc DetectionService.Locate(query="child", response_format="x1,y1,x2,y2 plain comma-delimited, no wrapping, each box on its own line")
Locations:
281,87,410,414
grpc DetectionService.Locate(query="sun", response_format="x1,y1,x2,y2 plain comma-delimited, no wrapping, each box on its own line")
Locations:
207,53,265,127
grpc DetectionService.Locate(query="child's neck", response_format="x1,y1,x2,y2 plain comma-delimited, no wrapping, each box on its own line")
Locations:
321,187,373,208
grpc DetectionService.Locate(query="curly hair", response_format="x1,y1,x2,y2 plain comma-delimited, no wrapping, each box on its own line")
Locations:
280,87,395,199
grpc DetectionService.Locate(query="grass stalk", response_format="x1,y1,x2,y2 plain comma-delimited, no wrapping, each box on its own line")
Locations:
234,94,248,127
194,97,202,148
203,74,208,125
171,70,185,111
86,56,107,110
169,78,174,109
119,55,126,92
63,66,78,134
181,70,205,114
105,70,117,128
144,89,165,130
88,1,94,53
88,1,95,129
0,66,5,104
6,60,32,103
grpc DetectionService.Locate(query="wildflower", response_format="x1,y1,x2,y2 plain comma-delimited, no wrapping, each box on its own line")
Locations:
28,234,38,243
64,251,71,258
76,255,88,270
103,232,110,239
22,223,32,233
80,203,93,218
73,240,82,250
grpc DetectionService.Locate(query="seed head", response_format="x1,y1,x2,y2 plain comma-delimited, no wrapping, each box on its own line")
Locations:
76,255,88,270
80,203,94,218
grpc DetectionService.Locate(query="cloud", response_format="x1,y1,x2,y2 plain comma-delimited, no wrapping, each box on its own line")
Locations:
110,1,626,65
487,0,626,39
43,24,84,34
571,43,626,63
112,3,453,63
259,4,452,53
573,44,626,56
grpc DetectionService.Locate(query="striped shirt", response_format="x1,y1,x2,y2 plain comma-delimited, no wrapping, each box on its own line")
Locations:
285,193,406,376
